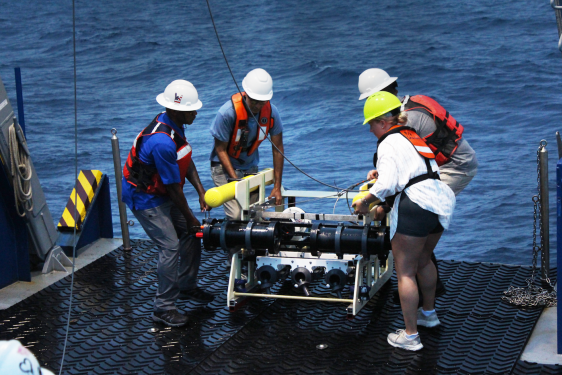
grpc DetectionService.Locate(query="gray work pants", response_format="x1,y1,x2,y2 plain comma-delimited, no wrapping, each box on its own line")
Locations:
210,164,259,220
440,167,478,196
132,200,200,312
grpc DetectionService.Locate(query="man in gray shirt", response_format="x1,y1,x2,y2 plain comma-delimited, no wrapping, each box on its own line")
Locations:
358,68,478,195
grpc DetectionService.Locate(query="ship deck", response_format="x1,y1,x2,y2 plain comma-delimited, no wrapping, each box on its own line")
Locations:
0,240,559,375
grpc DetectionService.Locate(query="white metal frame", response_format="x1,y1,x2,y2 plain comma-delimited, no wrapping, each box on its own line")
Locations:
225,169,393,317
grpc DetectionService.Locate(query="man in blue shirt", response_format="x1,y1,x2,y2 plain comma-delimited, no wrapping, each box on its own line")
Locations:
122,80,213,327
209,68,284,220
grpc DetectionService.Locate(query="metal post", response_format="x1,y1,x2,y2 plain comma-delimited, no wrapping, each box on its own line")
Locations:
539,144,549,284
556,154,562,354
110,129,131,251
556,132,562,160
14,67,25,136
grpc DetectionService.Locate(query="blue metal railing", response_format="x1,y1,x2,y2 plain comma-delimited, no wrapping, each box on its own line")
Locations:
14,67,25,136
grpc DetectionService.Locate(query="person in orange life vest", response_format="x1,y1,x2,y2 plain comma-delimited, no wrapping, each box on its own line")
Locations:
209,68,284,220
352,92,455,351
122,80,213,328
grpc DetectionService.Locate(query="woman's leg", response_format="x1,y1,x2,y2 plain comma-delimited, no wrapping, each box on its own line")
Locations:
391,233,427,334
416,231,443,311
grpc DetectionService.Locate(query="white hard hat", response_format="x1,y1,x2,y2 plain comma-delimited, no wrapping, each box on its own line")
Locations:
0,340,55,375
242,68,273,101
358,68,398,100
156,80,203,111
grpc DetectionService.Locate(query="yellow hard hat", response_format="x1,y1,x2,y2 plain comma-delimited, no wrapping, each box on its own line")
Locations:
363,91,402,125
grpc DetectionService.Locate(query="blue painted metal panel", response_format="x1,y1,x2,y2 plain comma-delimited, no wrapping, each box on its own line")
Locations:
57,174,114,256
0,150,29,289
556,159,562,354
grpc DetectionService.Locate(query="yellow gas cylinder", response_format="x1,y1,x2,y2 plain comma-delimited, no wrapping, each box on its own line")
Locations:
351,179,377,211
204,169,273,208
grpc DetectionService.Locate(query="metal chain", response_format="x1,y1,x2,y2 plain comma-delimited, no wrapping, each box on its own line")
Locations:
503,140,557,308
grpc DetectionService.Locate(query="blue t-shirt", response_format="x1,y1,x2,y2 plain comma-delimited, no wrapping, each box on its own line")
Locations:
122,113,185,211
209,99,283,170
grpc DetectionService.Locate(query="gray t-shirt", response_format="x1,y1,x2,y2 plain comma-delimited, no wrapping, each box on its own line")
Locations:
405,110,478,173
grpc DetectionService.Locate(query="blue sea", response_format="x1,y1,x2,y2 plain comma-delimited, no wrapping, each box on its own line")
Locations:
1,0,561,266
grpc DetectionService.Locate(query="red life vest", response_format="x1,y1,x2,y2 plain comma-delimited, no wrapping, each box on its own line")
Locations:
402,95,464,166
376,125,440,207
227,92,274,158
123,113,192,195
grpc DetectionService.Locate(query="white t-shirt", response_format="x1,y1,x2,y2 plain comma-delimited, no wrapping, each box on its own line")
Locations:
369,133,456,239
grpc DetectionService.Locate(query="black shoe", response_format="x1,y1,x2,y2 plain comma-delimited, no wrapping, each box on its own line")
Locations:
152,310,188,327
178,287,215,303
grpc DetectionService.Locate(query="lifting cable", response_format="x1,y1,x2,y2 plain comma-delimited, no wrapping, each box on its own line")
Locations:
56,5,370,370
204,0,359,193
59,0,79,372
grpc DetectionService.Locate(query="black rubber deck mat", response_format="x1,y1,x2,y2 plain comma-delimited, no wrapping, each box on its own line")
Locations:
0,239,556,375
512,360,562,375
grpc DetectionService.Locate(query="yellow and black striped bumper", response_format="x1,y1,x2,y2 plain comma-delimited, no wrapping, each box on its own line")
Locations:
58,170,103,231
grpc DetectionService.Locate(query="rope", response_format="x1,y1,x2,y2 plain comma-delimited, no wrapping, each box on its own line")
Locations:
59,0,79,372
8,122,33,216
204,0,355,193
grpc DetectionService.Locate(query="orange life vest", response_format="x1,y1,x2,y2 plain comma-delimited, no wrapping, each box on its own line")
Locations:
376,125,440,207
402,95,464,166
123,113,192,195
227,92,274,159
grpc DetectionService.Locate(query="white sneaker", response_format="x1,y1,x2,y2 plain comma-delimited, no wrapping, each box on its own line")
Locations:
417,307,441,328
387,329,423,351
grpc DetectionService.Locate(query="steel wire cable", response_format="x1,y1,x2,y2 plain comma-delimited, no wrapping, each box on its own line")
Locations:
204,0,359,193
59,0,79,372
45,3,373,373
263,179,367,210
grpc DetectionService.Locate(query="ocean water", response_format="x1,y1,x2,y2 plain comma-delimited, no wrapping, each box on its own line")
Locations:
1,0,561,266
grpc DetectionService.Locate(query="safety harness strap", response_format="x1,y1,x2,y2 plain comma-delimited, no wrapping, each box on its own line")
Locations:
377,126,440,208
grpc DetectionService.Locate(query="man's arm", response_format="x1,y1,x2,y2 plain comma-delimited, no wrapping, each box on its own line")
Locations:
269,133,284,205
185,159,210,211
148,137,199,227
166,182,200,231
214,138,239,180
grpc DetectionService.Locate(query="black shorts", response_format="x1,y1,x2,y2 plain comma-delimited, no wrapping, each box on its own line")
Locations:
395,193,444,237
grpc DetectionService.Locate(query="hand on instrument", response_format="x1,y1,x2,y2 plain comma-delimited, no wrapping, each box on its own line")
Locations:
269,186,283,206
352,199,369,215
199,194,211,212
367,169,378,180
188,217,201,235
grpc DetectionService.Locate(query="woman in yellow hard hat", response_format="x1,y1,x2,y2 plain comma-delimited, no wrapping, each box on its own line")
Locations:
352,91,456,351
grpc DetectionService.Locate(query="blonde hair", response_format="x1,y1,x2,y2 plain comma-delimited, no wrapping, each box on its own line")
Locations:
395,111,408,125
376,111,408,126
